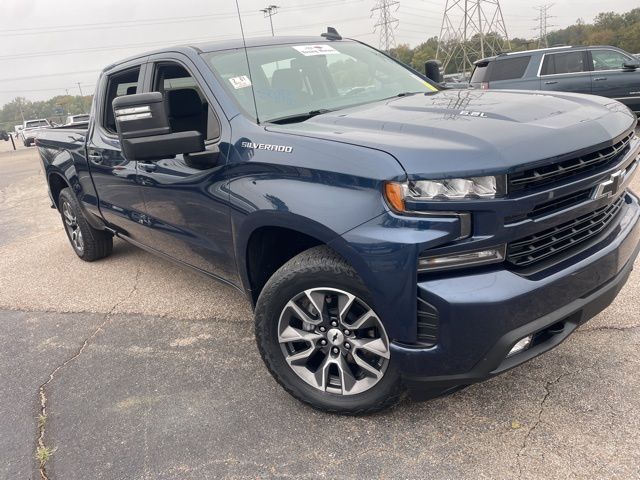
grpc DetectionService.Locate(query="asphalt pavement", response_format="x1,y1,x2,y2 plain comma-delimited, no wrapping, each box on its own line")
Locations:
1,142,639,479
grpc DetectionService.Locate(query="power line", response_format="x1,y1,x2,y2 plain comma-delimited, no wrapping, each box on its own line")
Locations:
534,4,555,48
260,5,279,36
437,0,511,75
371,0,400,52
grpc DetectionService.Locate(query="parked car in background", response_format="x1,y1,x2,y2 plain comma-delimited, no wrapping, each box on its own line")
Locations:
1,129,9,141
64,114,90,125
20,118,52,146
469,45,640,114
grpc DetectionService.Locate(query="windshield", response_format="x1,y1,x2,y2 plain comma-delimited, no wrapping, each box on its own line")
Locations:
203,41,437,123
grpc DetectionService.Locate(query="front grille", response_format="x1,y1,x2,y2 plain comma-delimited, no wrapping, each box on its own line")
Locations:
416,296,439,347
509,132,634,193
507,195,625,268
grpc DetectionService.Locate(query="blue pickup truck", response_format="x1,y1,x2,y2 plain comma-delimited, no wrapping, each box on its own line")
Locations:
36,33,640,414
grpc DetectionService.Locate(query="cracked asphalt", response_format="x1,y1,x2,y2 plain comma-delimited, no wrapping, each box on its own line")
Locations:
1,140,639,479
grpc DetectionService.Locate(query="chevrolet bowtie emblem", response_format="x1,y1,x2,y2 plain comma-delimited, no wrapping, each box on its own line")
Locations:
593,170,624,200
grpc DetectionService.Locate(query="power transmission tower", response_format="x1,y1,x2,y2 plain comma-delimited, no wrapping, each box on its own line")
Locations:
534,4,555,48
437,0,510,76
371,0,399,52
260,5,279,36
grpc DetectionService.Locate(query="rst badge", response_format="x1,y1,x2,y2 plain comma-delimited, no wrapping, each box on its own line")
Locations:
592,170,625,200
459,110,487,118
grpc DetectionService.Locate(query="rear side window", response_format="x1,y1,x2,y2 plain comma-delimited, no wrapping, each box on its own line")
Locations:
103,67,141,133
541,52,586,75
490,56,530,81
470,62,489,83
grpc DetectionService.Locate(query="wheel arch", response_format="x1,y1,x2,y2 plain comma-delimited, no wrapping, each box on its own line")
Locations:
237,212,374,307
47,171,71,210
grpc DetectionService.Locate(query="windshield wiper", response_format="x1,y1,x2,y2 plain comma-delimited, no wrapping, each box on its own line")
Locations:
266,109,333,124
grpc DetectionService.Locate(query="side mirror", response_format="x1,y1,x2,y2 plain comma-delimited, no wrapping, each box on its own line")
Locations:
424,60,443,84
112,92,204,161
623,61,639,70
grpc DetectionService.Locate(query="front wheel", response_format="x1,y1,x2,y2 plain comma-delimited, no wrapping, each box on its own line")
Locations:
255,246,404,414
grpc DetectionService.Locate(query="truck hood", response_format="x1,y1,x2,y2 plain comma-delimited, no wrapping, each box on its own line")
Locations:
266,89,636,179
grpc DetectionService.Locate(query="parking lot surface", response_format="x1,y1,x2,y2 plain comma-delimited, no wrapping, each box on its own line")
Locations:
1,143,639,479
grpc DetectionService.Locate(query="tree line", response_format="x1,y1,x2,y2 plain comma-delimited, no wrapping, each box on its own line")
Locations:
1,95,92,132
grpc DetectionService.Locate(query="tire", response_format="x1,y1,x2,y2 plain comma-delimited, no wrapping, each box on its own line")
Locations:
58,187,113,261
255,246,405,414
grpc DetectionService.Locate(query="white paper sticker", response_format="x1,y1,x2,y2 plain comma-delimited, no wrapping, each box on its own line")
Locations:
292,44,340,56
229,75,252,89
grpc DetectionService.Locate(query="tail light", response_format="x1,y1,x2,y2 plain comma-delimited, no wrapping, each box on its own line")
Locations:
481,82,490,90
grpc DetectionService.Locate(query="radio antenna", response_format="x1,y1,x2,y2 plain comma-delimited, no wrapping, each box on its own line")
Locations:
234,0,261,124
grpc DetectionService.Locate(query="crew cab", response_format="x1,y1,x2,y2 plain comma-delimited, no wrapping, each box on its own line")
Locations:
21,118,52,146
36,33,640,414
470,45,640,114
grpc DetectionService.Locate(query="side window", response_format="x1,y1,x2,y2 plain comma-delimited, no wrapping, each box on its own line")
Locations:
490,56,531,81
103,67,141,133
591,50,633,71
152,62,220,140
540,52,586,75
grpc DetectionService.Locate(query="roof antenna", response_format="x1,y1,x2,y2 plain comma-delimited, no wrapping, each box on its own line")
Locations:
321,27,342,41
235,0,260,124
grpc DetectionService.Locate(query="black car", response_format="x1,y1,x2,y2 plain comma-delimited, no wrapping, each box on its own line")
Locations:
470,45,640,114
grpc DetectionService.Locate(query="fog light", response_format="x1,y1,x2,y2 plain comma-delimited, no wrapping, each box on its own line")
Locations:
418,245,506,272
508,335,533,357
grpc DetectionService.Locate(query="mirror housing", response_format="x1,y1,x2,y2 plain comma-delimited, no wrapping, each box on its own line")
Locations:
112,92,204,161
424,60,443,84
623,61,640,70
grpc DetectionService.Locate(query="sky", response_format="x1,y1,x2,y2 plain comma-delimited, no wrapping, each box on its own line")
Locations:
1,0,638,106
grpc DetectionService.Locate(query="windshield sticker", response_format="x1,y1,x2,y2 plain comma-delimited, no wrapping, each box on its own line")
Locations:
229,75,252,89
292,44,340,56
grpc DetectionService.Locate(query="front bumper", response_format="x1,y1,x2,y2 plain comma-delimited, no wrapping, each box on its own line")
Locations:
391,191,640,399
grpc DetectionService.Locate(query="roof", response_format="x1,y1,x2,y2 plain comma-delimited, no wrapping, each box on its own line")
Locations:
104,35,351,72
474,45,628,65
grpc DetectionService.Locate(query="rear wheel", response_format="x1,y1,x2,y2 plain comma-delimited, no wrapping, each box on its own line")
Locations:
255,246,404,414
58,188,113,261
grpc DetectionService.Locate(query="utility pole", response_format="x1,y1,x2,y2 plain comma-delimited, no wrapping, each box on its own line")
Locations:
534,4,555,48
16,97,25,123
260,5,279,36
77,82,86,113
371,0,400,53
437,0,510,76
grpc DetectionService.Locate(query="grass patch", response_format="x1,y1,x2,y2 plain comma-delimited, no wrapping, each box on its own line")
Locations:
35,446,56,467
37,414,47,428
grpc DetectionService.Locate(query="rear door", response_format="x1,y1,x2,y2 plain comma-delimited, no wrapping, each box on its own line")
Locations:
134,53,237,283
539,50,592,94
86,60,151,240
589,48,640,113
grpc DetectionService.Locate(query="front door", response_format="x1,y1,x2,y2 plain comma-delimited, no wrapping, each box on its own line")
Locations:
589,48,640,113
134,57,238,284
87,63,150,241
539,50,591,95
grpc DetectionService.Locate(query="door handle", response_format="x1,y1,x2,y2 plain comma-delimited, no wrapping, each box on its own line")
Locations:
87,152,103,164
544,81,558,85
138,162,157,173
593,77,608,81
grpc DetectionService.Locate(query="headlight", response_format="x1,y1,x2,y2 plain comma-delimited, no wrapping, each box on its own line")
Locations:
384,175,505,213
